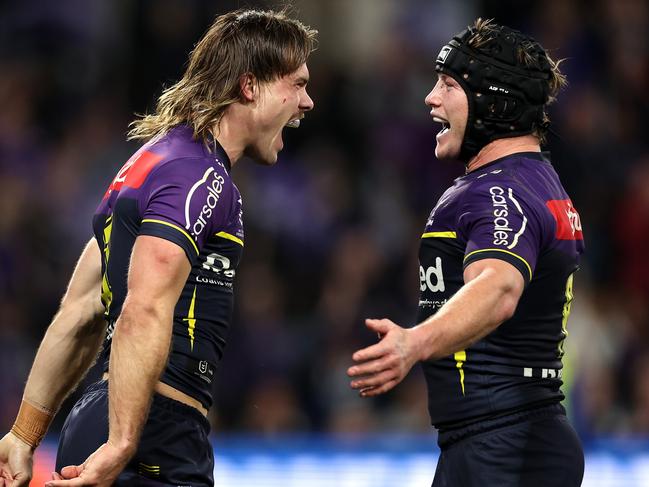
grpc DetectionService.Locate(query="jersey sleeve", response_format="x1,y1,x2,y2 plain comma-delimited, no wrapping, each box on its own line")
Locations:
138,158,234,263
457,180,545,284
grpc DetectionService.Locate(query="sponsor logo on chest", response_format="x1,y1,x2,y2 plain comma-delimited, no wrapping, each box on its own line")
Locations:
420,257,445,293
185,168,225,240
489,186,527,249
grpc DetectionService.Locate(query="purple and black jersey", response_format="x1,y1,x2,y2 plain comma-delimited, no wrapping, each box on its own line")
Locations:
417,152,584,428
93,125,244,409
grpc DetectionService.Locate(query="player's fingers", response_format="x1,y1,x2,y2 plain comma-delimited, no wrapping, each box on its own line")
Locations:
350,369,397,390
359,379,399,397
45,478,85,487
8,478,28,487
347,354,390,377
8,472,30,487
351,341,388,363
60,465,82,479
364,318,392,335
51,471,63,480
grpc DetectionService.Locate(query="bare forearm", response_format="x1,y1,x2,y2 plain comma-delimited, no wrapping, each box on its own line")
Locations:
24,312,106,411
107,305,172,453
414,268,520,360
22,239,105,412
105,236,189,455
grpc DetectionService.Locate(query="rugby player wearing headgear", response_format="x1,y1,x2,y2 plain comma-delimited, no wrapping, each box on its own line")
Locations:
0,9,316,487
349,18,584,486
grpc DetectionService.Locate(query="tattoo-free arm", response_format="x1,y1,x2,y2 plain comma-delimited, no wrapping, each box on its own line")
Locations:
22,238,106,411
1,238,104,487
412,258,525,360
45,235,191,487
107,235,190,454
349,258,525,396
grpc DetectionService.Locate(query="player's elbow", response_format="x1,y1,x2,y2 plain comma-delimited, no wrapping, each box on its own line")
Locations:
494,278,524,323
53,293,104,335
496,292,519,323
118,297,171,335
60,285,104,319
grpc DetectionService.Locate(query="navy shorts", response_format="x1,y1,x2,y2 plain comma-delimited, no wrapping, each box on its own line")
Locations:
56,380,214,486
432,403,584,487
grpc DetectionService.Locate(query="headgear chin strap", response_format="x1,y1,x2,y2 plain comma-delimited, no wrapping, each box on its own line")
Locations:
435,25,552,162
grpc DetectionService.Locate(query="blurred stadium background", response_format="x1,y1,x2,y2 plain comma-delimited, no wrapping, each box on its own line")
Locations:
1,0,649,485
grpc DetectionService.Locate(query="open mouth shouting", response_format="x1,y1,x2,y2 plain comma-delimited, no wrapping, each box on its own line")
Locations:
285,115,304,129
433,116,450,137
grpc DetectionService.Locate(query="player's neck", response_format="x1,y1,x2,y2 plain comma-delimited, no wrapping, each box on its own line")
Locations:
466,135,541,173
211,109,247,167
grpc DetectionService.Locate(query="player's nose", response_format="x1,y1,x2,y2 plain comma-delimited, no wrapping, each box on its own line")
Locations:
300,90,314,111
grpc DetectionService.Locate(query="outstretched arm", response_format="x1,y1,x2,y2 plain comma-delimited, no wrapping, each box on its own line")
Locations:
348,258,525,396
47,235,191,487
0,238,105,487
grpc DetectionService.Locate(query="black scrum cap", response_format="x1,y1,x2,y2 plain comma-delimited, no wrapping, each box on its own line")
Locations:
435,24,552,161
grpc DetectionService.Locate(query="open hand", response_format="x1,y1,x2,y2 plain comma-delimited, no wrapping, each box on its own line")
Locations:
45,441,131,487
0,432,33,487
347,318,422,397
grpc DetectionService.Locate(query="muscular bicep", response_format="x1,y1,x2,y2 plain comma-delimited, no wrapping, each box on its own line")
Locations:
464,258,524,292
124,235,191,315
463,258,525,319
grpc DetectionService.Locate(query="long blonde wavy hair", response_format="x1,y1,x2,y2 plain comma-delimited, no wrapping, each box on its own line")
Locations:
128,9,318,144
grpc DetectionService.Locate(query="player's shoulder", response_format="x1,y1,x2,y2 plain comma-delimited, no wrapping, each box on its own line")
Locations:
465,153,552,195
147,126,230,178
458,155,554,221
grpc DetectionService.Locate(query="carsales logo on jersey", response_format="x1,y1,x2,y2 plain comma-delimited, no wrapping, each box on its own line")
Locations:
490,186,512,245
184,167,225,239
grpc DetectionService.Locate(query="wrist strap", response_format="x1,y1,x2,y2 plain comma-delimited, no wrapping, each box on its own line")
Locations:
10,399,55,449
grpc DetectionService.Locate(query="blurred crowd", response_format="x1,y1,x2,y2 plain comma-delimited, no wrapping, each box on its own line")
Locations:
1,0,649,445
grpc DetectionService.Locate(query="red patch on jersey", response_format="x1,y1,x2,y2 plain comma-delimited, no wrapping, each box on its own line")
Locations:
546,199,583,240
103,150,163,199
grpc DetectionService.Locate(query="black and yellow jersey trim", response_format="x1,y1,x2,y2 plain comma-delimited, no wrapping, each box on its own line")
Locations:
141,218,199,255
215,231,244,246
422,231,457,239
464,248,533,281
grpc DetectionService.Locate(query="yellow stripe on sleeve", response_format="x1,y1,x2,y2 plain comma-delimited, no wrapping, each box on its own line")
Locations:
422,231,457,239
215,231,244,246
463,248,532,281
141,219,199,255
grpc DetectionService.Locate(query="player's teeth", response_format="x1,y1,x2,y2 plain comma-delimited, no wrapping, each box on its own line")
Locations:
286,119,300,128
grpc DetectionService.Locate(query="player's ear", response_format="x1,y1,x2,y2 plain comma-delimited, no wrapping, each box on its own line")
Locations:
239,73,258,102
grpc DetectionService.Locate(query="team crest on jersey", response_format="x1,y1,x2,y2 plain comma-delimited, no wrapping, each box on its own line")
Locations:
546,199,583,240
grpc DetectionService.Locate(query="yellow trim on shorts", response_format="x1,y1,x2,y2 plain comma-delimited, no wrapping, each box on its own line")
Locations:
215,231,244,246
464,248,532,281
141,219,199,255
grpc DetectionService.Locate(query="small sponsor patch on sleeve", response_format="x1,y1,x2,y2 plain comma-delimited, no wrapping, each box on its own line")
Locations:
103,150,162,198
546,199,583,240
